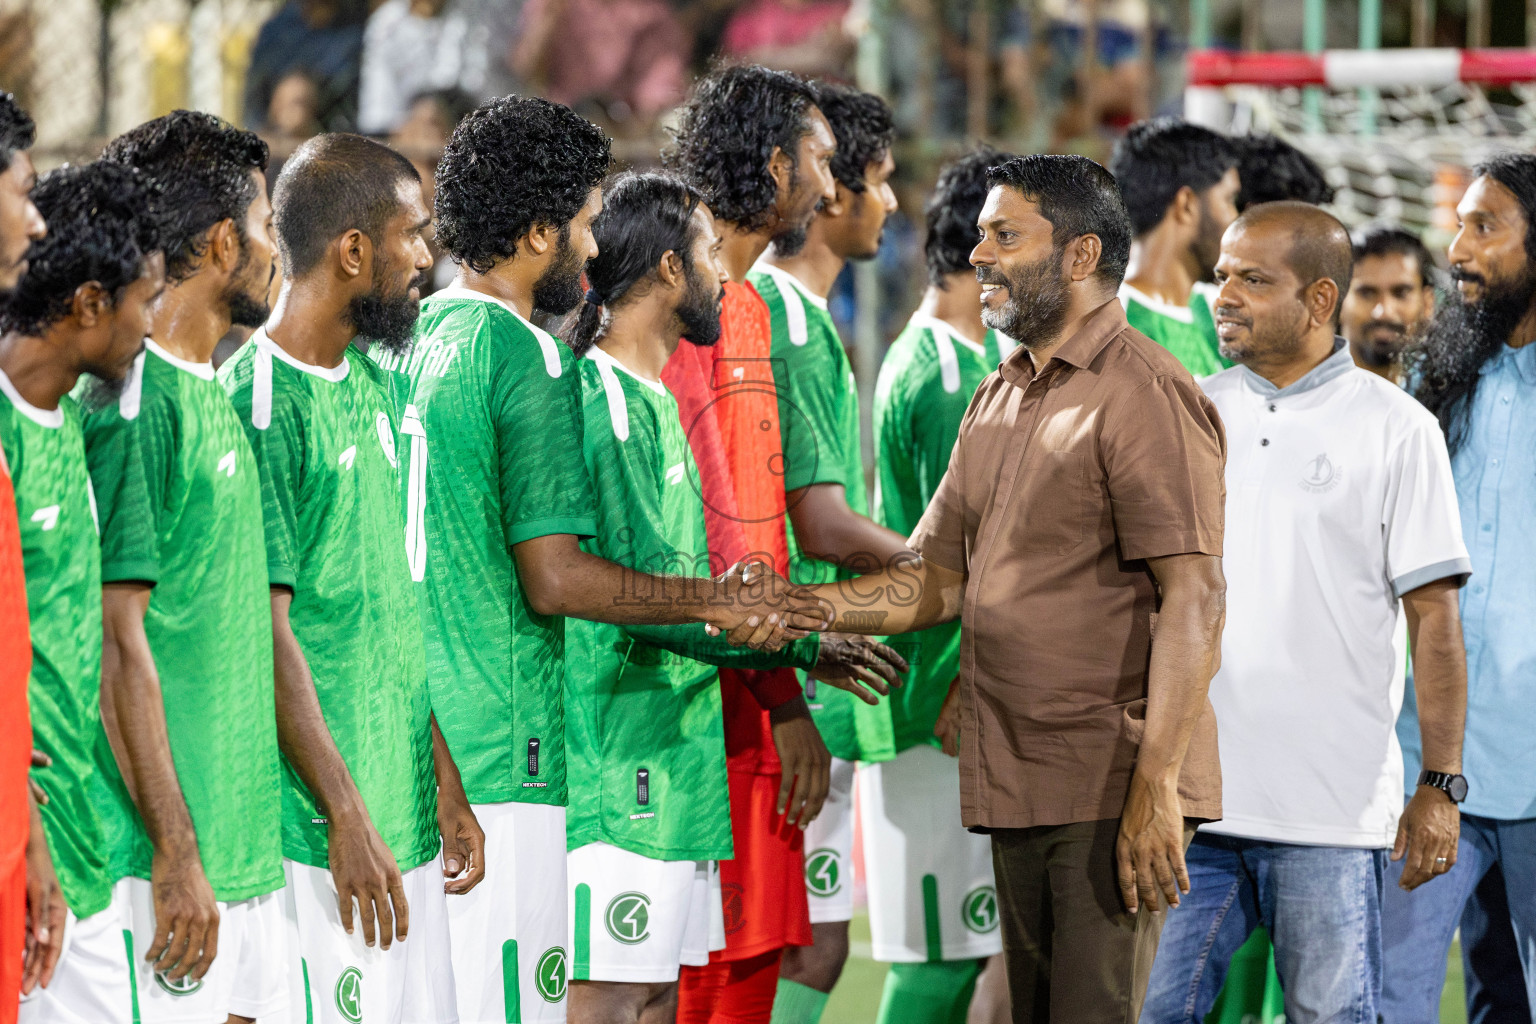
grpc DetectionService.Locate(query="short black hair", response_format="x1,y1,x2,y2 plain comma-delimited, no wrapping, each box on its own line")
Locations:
0,162,162,336
985,154,1132,286
812,82,894,194
1236,200,1353,318
434,96,611,274
0,93,35,174
1473,151,1536,264
101,110,269,283
1235,133,1336,209
1109,118,1239,236
925,144,1013,286
564,172,704,356
664,62,819,231
1351,224,1437,288
272,133,421,278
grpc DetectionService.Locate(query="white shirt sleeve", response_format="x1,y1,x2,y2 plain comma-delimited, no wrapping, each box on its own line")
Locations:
358,3,408,135
1382,408,1472,597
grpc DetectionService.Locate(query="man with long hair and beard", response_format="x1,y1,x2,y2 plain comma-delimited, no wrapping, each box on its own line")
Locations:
1383,152,1536,1022
218,132,485,1024
660,63,844,1024
2,161,165,1024
390,97,819,1024
558,171,904,1024
83,111,288,1024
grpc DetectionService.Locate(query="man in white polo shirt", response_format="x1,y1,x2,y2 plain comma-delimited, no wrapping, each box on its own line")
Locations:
1140,202,1472,1024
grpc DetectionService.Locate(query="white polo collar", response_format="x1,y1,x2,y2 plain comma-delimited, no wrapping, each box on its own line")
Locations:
0,365,63,428
145,337,216,381
1239,338,1355,400
252,328,350,383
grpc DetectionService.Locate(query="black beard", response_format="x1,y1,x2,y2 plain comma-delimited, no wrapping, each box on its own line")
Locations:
224,244,274,328
678,270,724,347
770,222,808,257
978,248,1071,344
77,371,127,412
533,233,587,316
345,272,425,354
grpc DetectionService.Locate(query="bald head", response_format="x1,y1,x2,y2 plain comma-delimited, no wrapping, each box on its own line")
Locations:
1213,200,1354,382
1231,201,1353,316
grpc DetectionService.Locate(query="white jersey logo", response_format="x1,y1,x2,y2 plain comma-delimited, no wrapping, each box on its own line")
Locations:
217,450,237,478
31,505,59,531
665,462,686,487
338,445,357,470
376,413,397,467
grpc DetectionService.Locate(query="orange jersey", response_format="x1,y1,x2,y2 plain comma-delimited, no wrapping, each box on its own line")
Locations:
0,440,32,877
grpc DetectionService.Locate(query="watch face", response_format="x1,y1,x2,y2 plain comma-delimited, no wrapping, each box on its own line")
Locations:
1449,775,1469,803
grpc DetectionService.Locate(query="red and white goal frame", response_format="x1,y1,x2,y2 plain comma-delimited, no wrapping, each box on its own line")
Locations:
1182,47,1536,243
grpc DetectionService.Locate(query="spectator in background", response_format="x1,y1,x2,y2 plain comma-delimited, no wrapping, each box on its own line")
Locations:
1041,0,1152,147
1341,225,1438,386
1234,132,1335,210
358,0,492,135
723,0,853,80
243,0,366,133
512,0,690,130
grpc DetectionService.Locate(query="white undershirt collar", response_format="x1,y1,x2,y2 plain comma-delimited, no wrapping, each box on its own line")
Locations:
0,365,63,429
145,337,216,381
252,328,350,383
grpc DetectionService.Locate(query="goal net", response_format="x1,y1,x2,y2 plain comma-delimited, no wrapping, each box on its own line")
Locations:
1185,49,1536,251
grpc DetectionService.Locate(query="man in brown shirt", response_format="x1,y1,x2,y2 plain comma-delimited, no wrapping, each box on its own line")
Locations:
795,154,1228,1022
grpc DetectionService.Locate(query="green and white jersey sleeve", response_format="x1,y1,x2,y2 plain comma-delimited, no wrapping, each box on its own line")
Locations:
564,348,732,862
82,341,283,902
864,315,1013,760
384,286,597,808
0,371,113,917
219,331,437,873
1119,281,1230,378
751,264,872,762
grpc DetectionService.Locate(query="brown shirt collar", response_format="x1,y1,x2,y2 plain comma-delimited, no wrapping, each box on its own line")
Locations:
998,296,1128,386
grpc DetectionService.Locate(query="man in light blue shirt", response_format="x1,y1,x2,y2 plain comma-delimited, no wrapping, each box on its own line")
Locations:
1387,151,1536,1022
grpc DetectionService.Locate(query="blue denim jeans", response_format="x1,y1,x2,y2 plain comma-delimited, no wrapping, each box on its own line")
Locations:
1139,833,1387,1024
1381,812,1536,1023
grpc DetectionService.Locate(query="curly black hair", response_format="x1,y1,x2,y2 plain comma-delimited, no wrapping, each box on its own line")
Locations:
987,155,1132,286
926,144,1013,286
0,161,163,336
101,110,269,284
663,63,818,231
434,96,611,274
812,81,894,194
272,133,420,278
1108,118,1238,237
0,93,34,174
1235,132,1336,209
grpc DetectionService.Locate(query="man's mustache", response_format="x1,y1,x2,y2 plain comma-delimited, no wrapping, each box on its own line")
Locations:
975,268,1008,287
1214,306,1251,327
1450,268,1486,287
1361,319,1407,336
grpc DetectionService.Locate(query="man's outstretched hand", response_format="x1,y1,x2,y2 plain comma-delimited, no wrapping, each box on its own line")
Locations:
706,561,832,651
808,634,908,704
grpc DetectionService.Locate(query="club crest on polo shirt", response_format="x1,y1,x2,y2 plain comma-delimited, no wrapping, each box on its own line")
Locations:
962,885,1000,933
334,966,363,1023
605,892,652,944
536,946,568,1002
805,848,841,896
1300,452,1344,494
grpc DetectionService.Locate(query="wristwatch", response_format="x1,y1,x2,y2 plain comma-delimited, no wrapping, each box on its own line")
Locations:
1418,769,1469,804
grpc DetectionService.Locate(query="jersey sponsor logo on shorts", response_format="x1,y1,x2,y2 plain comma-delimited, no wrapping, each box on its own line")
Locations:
334,965,363,1023
961,885,999,933
338,444,357,470
535,946,568,1002
721,882,745,935
805,848,841,897
217,449,237,477
604,892,651,944
30,504,59,531
153,970,203,996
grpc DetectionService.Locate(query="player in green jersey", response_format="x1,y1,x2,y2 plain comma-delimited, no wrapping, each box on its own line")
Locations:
87,111,286,1021
864,146,1022,1024
1108,119,1241,378
749,83,911,1024
219,133,482,1024
389,96,822,1024
0,161,165,1024
559,172,906,1024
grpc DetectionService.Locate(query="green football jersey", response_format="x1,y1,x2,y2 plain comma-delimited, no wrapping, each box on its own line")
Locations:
378,286,597,808
0,371,113,917
751,264,873,762
863,315,1015,760
82,341,283,901
1119,281,1230,378
220,331,437,872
